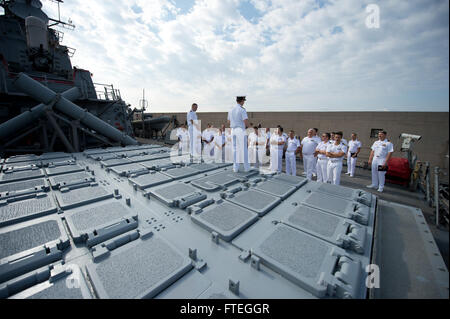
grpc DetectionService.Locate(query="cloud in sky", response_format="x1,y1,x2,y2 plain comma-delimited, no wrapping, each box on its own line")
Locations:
41,0,448,112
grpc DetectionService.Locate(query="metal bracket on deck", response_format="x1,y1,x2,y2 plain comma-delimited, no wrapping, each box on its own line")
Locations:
319,254,362,299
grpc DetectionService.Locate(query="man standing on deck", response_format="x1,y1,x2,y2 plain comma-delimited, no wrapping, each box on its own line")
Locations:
315,132,330,183
367,130,394,193
228,96,250,172
270,127,286,173
326,131,347,185
187,103,200,160
346,133,361,177
300,129,319,180
285,130,301,176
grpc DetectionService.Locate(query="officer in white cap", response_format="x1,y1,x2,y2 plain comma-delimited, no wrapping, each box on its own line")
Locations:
367,130,394,192
326,131,347,185
228,96,250,172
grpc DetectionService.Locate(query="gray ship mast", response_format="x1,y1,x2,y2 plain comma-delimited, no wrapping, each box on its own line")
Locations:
139,89,148,138
0,0,137,156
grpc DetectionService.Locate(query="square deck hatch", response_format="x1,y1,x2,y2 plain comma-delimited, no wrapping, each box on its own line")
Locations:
86,236,192,299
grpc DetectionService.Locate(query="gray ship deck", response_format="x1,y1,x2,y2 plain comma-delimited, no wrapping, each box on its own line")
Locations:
0,141,448,299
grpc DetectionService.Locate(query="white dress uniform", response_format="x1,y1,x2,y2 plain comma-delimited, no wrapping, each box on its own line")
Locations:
312,135,321,175
370,139,394,191
326,142,348,185
224,128,233,163
248,131,258,167
285,137,300,176
347,139,362,177
187,110,200,157
270,134,286,173
214,132,226,163
228,104,249,172
301,137,319,180
315,141,329,183
202,128,215,162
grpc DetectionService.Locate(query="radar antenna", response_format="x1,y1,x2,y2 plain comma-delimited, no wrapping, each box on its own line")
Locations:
47,0,75,30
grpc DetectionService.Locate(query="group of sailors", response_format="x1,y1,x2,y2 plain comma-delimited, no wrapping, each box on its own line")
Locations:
177,97,394,193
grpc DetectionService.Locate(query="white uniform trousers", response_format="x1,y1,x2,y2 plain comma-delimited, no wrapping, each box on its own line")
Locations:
371,157,387,191
347,152,357,176
316,157,328,183
327,160,343,185
285,151,297,176
302,154,315,180
188,126,194,156
188,126,201,159
312,156,318,175
232,128,249,172
270,149,283,173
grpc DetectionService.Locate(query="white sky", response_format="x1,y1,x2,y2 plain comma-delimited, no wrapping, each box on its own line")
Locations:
40,0,449,112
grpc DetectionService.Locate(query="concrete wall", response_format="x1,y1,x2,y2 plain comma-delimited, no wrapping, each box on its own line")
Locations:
152,111,449,173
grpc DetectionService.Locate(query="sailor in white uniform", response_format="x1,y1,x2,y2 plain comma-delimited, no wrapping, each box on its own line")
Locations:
187,103,201,160
315,132,330,183
202,123,215,162
285,130,300,176
367,130,394,193
270,127,286,173
326,131,347,185
227,96,250,172
300,129,320,180
346,133,361,177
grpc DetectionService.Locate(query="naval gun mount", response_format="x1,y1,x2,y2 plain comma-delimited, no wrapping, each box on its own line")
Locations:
0,0,137,157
